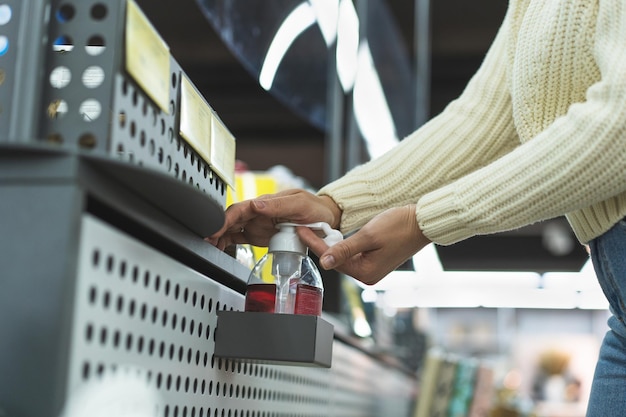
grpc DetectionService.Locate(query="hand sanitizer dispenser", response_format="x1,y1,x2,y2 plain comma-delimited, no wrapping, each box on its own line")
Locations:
245,222,340,316
215,223,341,367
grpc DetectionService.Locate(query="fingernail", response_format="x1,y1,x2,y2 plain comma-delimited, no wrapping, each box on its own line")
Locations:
321,255,335,269
253,200,266,209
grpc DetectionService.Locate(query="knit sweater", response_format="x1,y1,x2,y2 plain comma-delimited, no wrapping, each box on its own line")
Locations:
318,0,626,245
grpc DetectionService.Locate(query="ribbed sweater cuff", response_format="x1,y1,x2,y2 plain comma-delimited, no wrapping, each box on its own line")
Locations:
318,176,383,234
416,187,473,246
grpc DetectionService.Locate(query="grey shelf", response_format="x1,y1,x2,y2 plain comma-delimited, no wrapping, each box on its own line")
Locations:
0,1,418,416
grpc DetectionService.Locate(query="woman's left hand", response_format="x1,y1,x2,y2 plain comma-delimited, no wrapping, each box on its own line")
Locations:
297,204,431,285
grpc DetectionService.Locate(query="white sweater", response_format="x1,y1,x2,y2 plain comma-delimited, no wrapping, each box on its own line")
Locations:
319,0,626,245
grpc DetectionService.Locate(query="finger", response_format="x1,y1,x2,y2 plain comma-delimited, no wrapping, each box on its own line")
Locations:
329,251,388,285
237,227,273,247
208,223,245,247
251,193,322,224
257,189,302,199
296,227,329,258
319,235,367,270
298,228,372,281
208,200,256,239
214,228,251,250
225,202,260,228
214,235,230,251
215,234,235,251
320,231,388,283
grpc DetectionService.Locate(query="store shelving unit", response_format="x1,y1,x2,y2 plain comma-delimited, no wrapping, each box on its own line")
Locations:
0,1,417,416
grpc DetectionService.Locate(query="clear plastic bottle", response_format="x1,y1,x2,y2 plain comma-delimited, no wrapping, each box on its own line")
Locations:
244,223,341,316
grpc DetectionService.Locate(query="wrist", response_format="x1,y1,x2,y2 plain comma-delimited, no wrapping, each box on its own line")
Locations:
408,204,431,246
319,195,342,230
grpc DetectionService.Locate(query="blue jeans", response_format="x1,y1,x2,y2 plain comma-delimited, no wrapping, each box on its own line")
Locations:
587,217,626,416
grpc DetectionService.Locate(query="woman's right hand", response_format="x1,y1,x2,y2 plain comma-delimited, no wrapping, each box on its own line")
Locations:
206,189,342,251
297,204,431,285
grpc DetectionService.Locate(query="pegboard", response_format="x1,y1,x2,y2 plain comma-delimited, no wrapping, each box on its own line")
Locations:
64,215,415,417
0,0,48,141
32,0,228,209
0,0,18,138
108,71,226,200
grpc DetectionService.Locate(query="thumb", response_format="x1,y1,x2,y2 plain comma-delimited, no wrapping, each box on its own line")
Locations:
320,238,359,270
320,252,336,270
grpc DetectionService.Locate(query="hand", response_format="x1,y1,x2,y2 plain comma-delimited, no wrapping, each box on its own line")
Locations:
207,188,342,250
297,205,431,285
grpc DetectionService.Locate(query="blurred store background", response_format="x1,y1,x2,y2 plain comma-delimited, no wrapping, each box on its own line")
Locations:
135,1,608,416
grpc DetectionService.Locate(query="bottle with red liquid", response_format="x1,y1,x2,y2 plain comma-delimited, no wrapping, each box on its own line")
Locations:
244,223,341,316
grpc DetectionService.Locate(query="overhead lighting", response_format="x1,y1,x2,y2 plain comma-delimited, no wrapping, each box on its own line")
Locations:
335,0,359,92
260,0,360,94
259,2,317,91
353,315,372,338
308,0,339,46
352,41,399,158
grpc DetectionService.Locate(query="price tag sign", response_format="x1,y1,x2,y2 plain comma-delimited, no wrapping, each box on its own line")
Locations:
125,0,170,113
210,115,236,189
180,75,212,163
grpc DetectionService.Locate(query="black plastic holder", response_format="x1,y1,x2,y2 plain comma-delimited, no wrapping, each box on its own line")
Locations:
214,311,334,368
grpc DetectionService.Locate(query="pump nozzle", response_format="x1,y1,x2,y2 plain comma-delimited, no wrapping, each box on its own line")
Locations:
268,224,307,254
278,222,343,247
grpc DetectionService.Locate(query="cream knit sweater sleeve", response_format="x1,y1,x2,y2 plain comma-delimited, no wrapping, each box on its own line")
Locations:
318,8,520,235
417,0,626,245
320,0,626,245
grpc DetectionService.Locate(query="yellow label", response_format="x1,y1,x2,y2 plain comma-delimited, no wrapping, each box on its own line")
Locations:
180,75,212,164
125,0,170,113
210,115,236,188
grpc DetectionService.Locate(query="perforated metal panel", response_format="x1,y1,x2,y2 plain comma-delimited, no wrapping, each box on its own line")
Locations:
67,215,416,417
109,71,225,199
38,0,124,148
35,0,226,208
0,0,49,141
0,0,19,138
